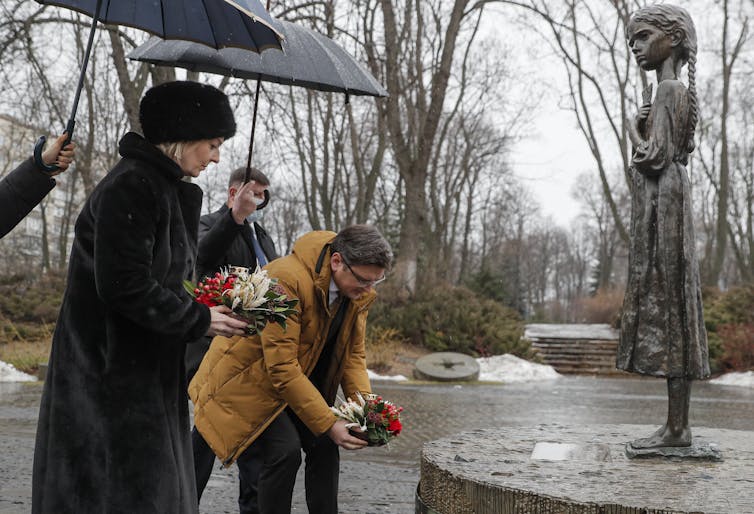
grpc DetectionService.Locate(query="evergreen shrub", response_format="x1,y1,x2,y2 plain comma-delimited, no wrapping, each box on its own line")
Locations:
703,285,754,373
0,271,66,323
369,283,529,357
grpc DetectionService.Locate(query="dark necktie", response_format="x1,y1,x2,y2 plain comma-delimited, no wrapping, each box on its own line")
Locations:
310,296,350,400
249,227,267,267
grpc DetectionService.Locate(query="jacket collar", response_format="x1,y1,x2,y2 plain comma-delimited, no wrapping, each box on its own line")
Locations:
118,132,185,181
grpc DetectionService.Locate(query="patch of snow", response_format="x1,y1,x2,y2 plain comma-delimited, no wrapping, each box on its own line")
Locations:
709,371,754,388
367,369,408,381
477,354,561,383
0,360,36,382
525,323,618,341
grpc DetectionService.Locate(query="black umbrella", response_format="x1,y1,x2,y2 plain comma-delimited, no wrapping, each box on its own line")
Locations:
128,20,388,97
33,0,284,172
128,18,387,184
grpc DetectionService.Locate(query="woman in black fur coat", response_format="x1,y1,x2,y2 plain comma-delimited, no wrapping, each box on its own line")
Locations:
31,81,248,514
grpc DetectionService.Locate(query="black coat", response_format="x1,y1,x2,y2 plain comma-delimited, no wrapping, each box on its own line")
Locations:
186,205,278,381
194,204,278,281
0,157,55,238
32,132,211,514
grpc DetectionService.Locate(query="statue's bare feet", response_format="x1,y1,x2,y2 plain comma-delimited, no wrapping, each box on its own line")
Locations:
629,424,692,449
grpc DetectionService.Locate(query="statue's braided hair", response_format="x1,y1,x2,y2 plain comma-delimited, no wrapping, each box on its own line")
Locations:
631,4,698,154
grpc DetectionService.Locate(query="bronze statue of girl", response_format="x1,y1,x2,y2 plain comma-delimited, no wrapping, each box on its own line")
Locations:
618,4,709,450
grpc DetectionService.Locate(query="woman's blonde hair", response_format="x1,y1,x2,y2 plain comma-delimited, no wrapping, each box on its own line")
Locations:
156,141,187,163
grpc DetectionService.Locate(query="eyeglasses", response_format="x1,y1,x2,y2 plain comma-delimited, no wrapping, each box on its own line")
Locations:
342,259,386,287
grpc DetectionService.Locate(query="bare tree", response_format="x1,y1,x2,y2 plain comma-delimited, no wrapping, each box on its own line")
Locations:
256,1,391,232
694,0,750,286
492,0,641,244
375,0,494,294
0,2,143,271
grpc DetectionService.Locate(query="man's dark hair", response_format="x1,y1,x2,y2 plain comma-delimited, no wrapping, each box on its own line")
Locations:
331,225,393,270
228,166,270,188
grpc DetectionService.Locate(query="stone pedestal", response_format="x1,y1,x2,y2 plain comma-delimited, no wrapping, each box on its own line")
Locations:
418,424,754,513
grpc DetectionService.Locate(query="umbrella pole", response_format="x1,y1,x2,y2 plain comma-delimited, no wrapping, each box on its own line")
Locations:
243,0,271,185
243,77,263,184
33,0,103,172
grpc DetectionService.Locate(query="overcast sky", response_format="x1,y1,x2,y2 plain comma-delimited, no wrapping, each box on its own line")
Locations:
509,101,591,226
480,6,593,228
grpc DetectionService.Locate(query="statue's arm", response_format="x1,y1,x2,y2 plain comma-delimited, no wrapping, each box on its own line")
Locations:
631,81,686,177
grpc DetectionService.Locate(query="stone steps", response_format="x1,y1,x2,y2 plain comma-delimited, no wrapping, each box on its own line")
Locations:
530,339,620,375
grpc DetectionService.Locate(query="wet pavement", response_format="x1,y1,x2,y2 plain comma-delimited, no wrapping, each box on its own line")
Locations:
1,376,753,513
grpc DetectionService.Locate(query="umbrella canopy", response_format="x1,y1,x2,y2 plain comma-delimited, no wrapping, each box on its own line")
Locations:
128,19,387,97
33,0,284,172
37,0,284,51
128,18,387,184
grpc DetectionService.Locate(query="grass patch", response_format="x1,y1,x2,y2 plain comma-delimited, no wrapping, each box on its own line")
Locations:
0,338,51,375
0,317,54,375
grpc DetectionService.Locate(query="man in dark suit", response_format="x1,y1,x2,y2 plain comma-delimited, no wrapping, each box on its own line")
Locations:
187,166,278,514
193,166,278,286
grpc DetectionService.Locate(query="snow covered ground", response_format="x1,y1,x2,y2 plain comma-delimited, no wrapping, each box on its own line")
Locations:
367,369,408,382
709,371,754,388
0,361,37,382
476,354,561,382
368,353,561,383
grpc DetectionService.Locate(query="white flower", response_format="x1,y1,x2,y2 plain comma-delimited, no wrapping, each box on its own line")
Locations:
348,399,364,418
222,266,271,311
332,396,368,424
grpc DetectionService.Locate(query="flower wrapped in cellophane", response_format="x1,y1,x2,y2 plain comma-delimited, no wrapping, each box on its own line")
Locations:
184,266,298,335
330,392,403,446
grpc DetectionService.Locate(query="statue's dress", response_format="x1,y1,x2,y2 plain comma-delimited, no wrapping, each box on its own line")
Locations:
617,79,709,379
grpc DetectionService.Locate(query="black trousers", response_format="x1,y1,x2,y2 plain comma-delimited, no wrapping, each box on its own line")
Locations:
254,409,340,514
192,426,262,514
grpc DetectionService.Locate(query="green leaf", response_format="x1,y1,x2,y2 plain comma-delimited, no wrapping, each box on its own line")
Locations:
183,280,197,297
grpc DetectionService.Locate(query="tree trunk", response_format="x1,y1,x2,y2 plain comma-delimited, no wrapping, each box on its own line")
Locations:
108,29,142,133
379,0,469,294
708,0,738,287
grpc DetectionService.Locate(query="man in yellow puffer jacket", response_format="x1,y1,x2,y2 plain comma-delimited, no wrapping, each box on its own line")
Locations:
189,224,392,514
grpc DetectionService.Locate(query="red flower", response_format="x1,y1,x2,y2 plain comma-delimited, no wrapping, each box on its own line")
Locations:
388,419,402,434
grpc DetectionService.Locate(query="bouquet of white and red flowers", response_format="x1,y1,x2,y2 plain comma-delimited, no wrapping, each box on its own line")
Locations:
184,266,298,335
330,392,403,446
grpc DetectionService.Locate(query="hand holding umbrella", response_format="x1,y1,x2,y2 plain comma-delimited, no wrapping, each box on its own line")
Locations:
40,132,76,176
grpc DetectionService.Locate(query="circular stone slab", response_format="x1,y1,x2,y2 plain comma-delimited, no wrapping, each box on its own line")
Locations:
414,352,480,382
419,424,754,513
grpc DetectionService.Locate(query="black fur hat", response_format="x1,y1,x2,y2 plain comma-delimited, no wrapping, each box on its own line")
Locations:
139,81,236,145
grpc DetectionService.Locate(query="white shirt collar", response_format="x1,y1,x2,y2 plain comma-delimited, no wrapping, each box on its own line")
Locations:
328,278,340,306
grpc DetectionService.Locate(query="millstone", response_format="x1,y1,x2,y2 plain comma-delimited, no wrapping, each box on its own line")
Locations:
414,352,479,381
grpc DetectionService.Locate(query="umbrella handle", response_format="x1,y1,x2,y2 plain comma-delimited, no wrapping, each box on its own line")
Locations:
33,119,75,173
256,189,270,210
